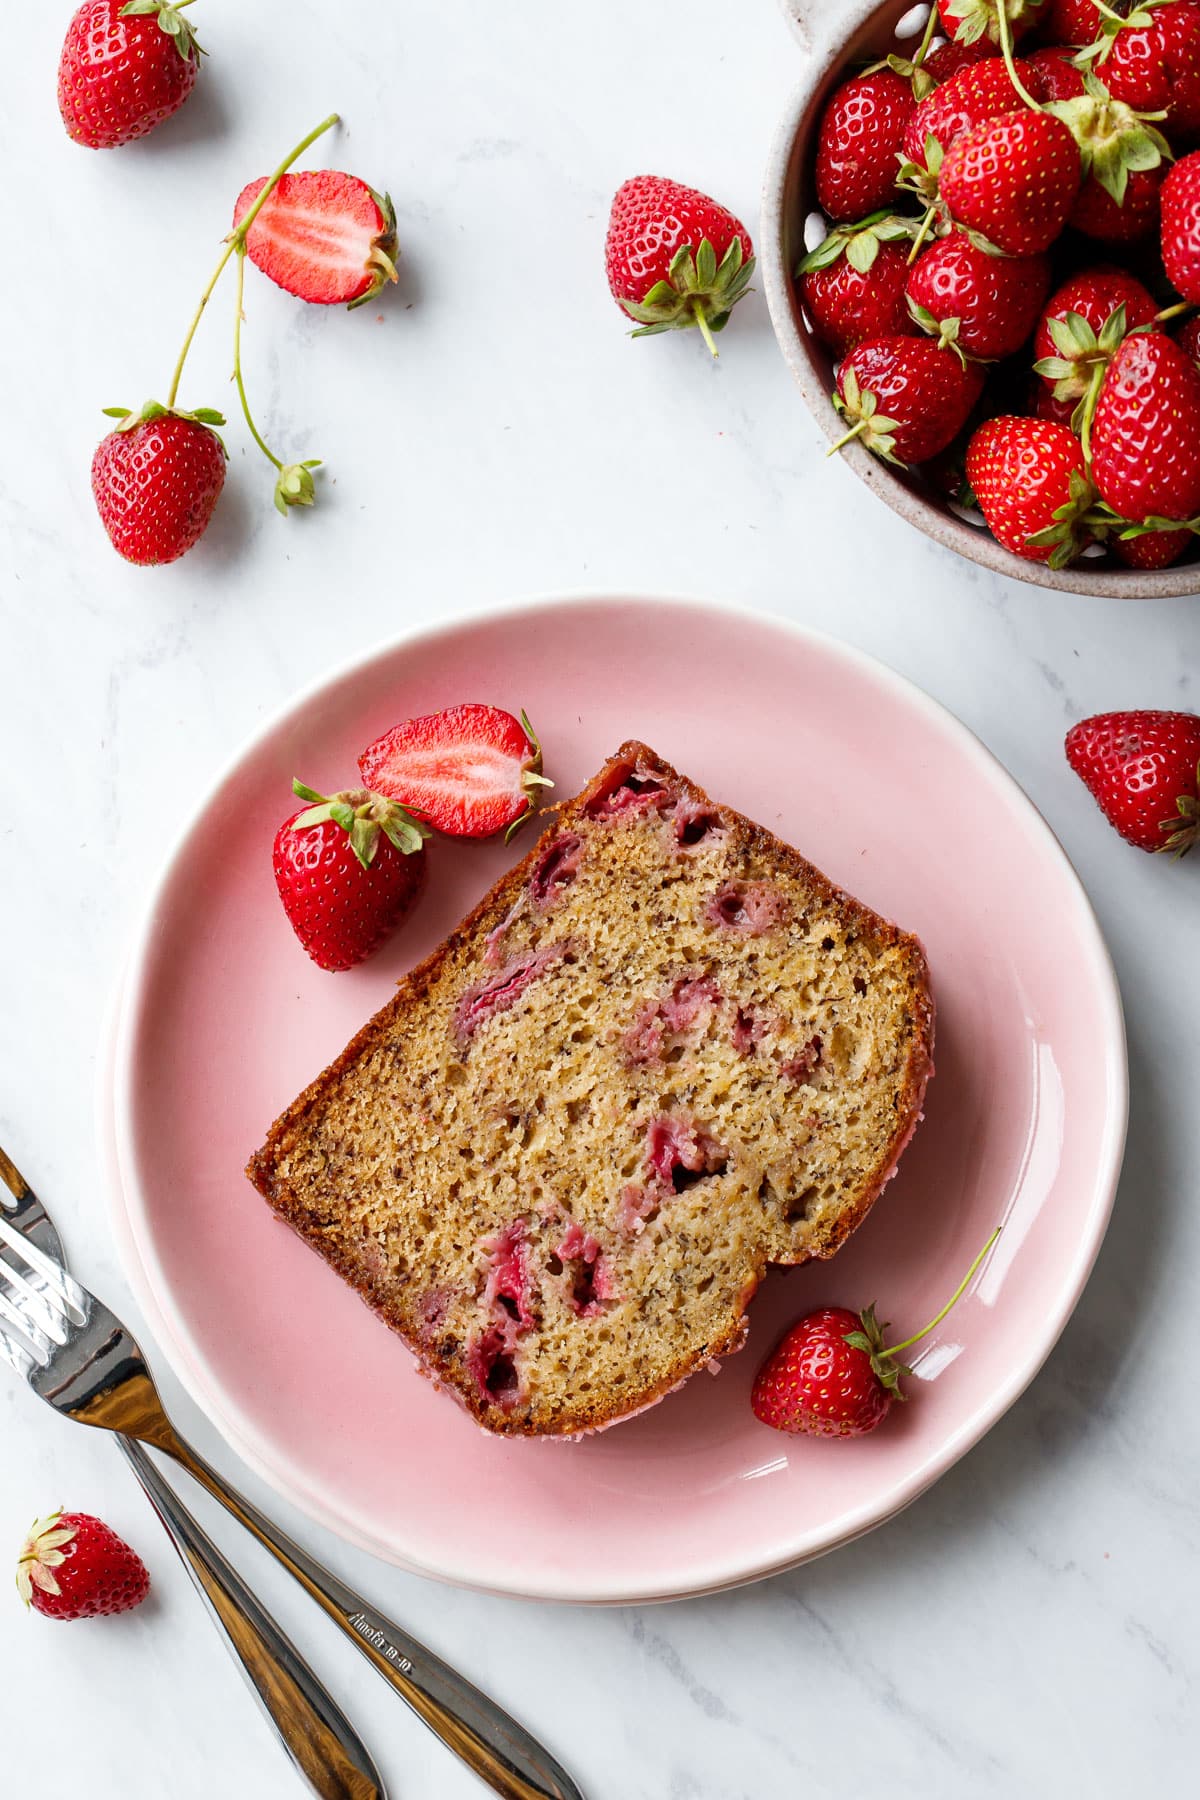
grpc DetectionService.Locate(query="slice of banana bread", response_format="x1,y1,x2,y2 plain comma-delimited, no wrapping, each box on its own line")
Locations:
248,742,934,1437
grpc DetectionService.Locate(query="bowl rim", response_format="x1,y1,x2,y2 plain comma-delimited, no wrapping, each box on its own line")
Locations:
760,0,1200,599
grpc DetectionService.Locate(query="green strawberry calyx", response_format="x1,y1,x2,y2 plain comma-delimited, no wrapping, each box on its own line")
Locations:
1033,301,1134,413
906,300,971,366
349,187,400,311
1159,762,1200,857
946,0,1043,51
1075,1,1171,71
101,399,228,453
621,236,755,358
844,1227,1003,1400
274,461,322,515
1025,468,1101,569
119,1,205,64
1047,73,1171,205
290,780,430,870
16,1511,75,1607
829,365,908,466
796,211,917,279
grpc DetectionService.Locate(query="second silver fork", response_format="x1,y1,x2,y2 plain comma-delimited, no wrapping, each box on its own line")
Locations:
0,1141,584,1800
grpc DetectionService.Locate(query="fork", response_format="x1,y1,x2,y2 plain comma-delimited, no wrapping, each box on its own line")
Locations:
0,1145,385,1798
0,1143,584,1800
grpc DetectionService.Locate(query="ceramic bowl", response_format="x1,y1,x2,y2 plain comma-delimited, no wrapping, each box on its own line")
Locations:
762,0,1200,597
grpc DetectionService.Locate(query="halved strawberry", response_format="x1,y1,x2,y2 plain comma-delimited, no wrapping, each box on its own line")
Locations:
233,170,398,308
358,704,553,840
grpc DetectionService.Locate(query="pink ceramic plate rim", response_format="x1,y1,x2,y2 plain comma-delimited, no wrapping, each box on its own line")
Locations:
104,594,1128,1604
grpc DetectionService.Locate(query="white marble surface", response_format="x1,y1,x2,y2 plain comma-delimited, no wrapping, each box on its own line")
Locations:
1,1,1199,1794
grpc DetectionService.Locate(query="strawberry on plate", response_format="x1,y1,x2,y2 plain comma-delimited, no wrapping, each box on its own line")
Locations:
751,1229,1000,1438
58,0,202,149
359,704,553,840
604,175,754,356
833,335,985,466
814,69,916,221
966,415,1095,563
796,213,917,356
1066,710,1200,852
234,171,399,308
938,108,1081,252
906,232,1050,359
17,1511,150,1620
274,782,428,972
92,400,227,565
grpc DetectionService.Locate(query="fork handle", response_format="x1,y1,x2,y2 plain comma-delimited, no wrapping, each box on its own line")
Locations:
158,1431,585,1800
116,1437,385,1800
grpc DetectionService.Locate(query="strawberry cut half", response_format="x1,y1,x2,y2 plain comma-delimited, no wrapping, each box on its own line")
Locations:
233,170,399,308
358,704,553,840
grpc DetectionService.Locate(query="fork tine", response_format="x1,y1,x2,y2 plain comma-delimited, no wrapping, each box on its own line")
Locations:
0,1290,52,1367
0,1244,70,1344
0,1211,86,1316
0,1319,34,1378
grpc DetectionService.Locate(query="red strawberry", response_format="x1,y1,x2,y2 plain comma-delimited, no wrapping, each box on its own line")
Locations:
1071,161,1164,238
1160,150,1200,301
1090,331,1200,521
1032,266,1158,412
1037,0,1106,44
1034,266,1158,369
751,1229,1000,1437
1024,44,1088,101
1046,71,1171,243
796,213,916,356
1065,710,1200,852
1032,379,1083,426
604,176,753,355
1111,524,1194,566
939,0,1046,49
58,0,201,149
966,415,1094,562
91,400,226,565
233,172,399,309
359,704,552,840
1091,1,1200,140
273,783,428,971
902,56,1030,166
833,335,985,465
814,70,915,221
922,38,1000,82
1177,312,1200,365
939,108,1081,251
906,232,1050,358
17,1511,149,1621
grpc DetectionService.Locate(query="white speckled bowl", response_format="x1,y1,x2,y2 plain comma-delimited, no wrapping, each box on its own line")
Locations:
762,0,1200,597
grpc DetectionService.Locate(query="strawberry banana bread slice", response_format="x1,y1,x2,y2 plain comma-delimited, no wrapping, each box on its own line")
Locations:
248,742,934,1437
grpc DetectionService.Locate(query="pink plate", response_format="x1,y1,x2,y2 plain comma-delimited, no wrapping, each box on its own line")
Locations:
106,596,1127,1603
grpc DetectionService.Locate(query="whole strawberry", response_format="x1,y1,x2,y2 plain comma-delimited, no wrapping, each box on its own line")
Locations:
902,55,1030,168
1047,72,1171,243
906,232,1050,359
1023,45,1087,104
1160,150,1200,302
939,109,1081,252
274,783,428,972
1094,1,1200,140
234,172,399,308
91,401,226,565
359,704,552,839
1066,710,1200,853
796,213,916,356
922,38,1000,82
1090,332,1200,522
967,415,1094,562
938,0,1046,48
814,69,915,221
833,335,984,466
58,0,202,149
17,1511,149,1620
751,1229,1000,1438
605,176,753,356
1033,268,1158,417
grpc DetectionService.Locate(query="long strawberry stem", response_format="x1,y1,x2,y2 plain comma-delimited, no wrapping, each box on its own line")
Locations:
882,1227,1001,1359
165,112,339,409
996,4,1043,112
1155,300,1196,325
692,300,719,359
911,2,940,68
827,418,869,455
232,251,281,471
907,205,938,266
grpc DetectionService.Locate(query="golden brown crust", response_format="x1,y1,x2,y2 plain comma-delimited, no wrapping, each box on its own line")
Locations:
248,741,934,1437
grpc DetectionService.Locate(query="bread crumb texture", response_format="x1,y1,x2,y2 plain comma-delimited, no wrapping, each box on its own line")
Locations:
248,743,934,1436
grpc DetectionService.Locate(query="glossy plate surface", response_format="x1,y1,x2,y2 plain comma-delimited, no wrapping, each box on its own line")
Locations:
107,596,1127,1603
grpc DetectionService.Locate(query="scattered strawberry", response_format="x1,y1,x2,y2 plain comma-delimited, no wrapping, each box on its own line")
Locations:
832,335,985,466
966,415,1094,561
1090,331,1200,522
939,108,1081,253
92,401,226,565
17,1511,149,1620
1160,150,1200,301
58,0,201,149
796,213,916,356
906,232,1051,359
604,176,753,356
274,783,428,971
939,0,1046,48
1065,709,1200,852
358,704,553,840
901,55,1030,168
233,171,399,309
1088,0,1200,140
814,70,916,221
751,1229,1000,1437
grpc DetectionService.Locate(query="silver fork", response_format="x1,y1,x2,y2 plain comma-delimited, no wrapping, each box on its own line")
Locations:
0,1145,385,1799
0,1144,583,1800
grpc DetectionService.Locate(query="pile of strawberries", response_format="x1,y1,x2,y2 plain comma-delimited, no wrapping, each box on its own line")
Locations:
800,0,1200,571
